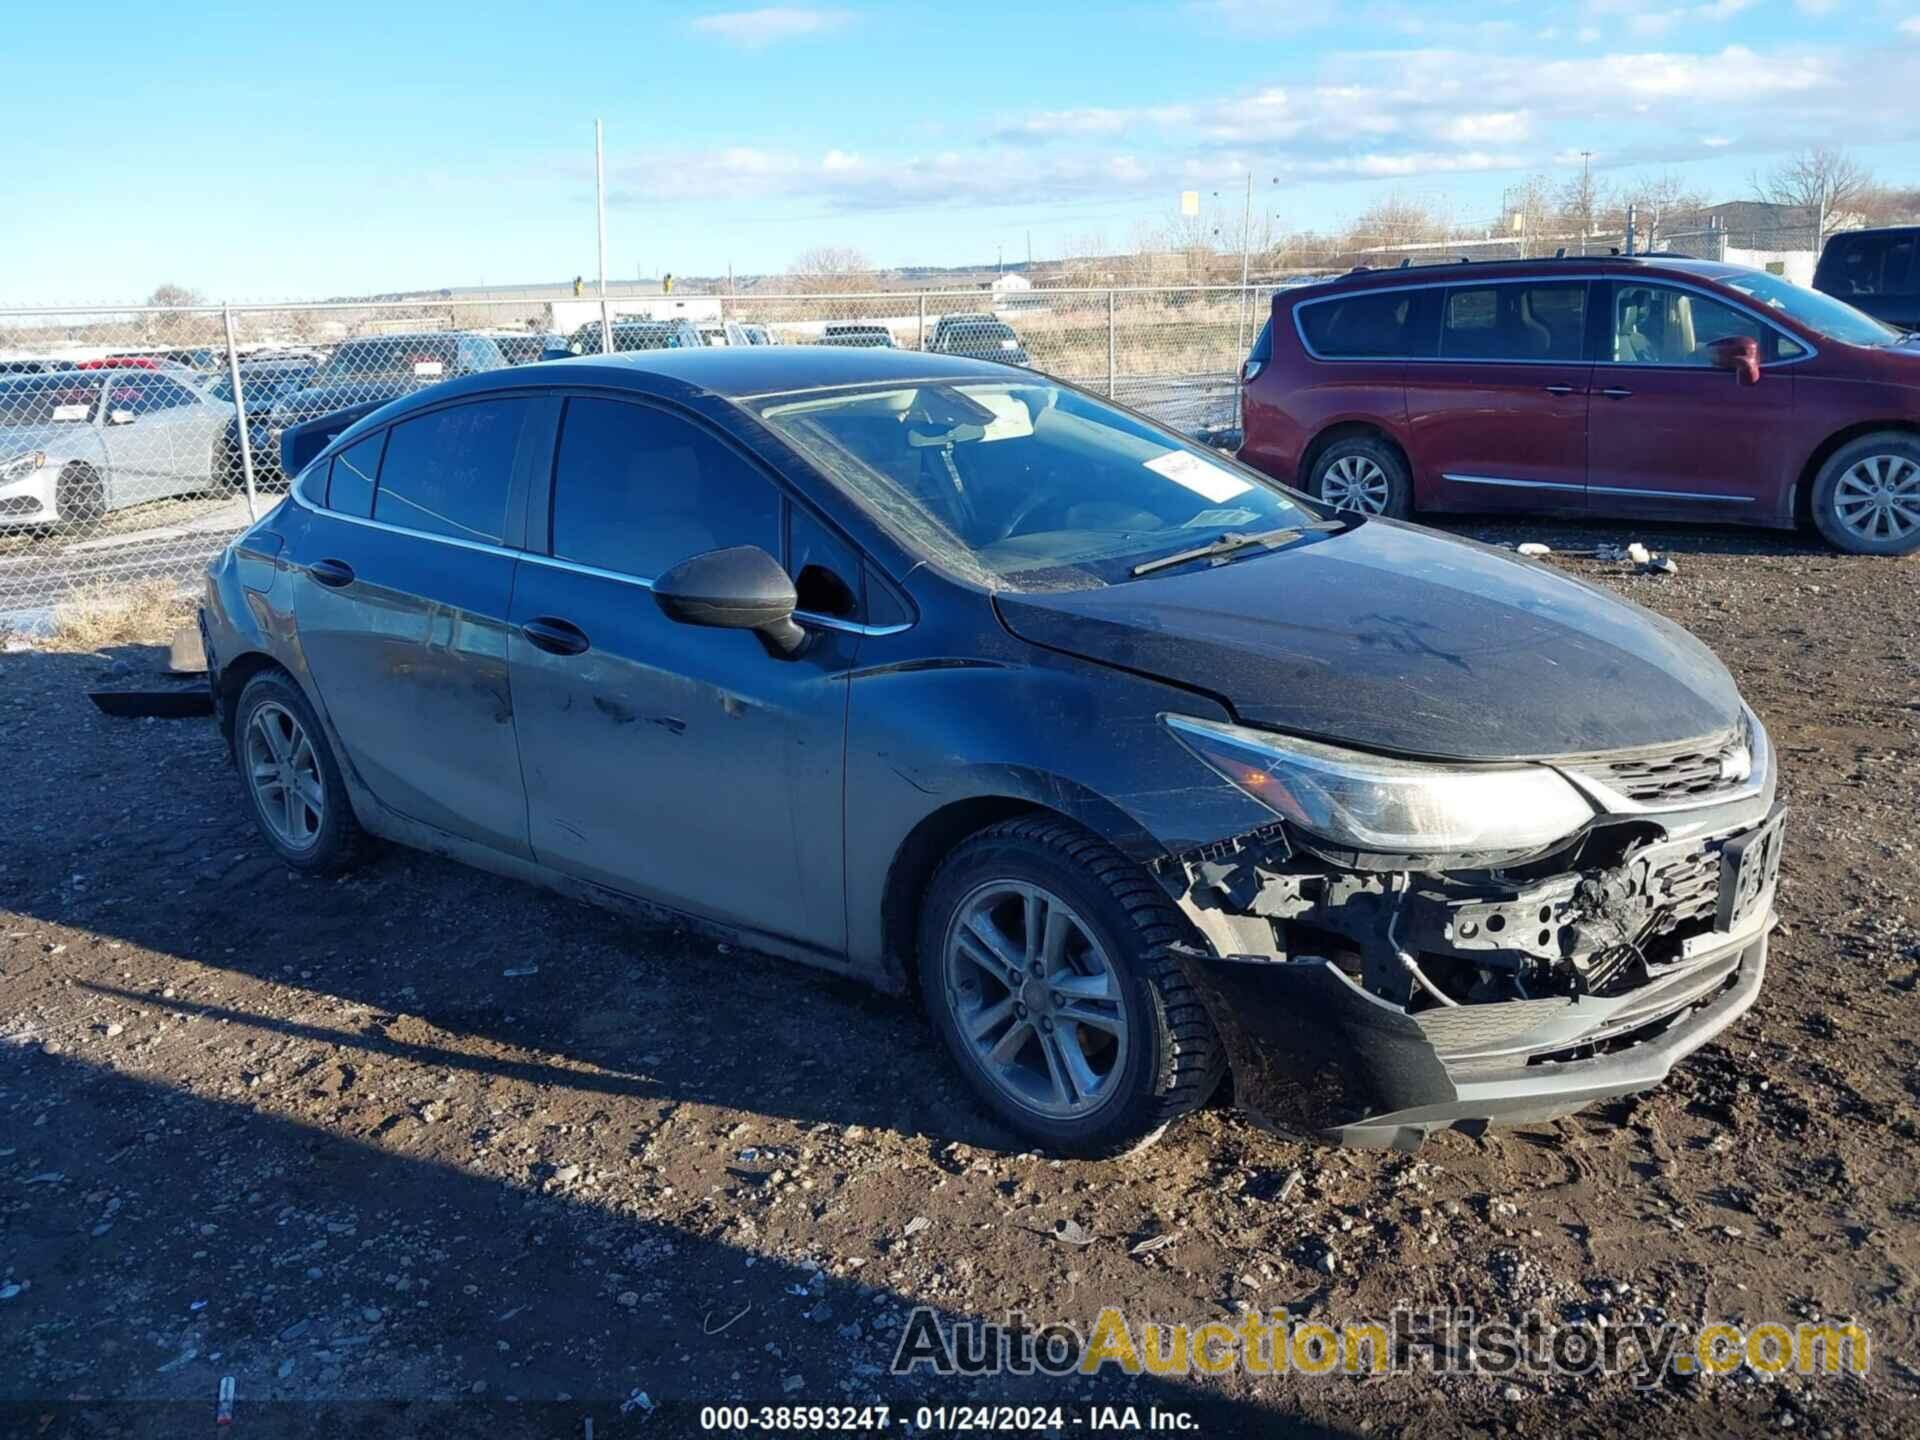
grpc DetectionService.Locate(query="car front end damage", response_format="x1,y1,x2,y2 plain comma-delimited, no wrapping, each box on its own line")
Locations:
1155,711,1782,1150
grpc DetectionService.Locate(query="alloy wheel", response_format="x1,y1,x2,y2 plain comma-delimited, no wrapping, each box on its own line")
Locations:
941,881,1130,1120
245,701,325,850
1320,454,1391,514
1832,454,1920,544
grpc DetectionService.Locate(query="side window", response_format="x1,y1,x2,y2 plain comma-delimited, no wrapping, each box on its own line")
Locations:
788,502,861,619
372,398,527,542
325,431,386,518
112,375,199,415
1611,284,1762,366
550,397,780,578
1298,291,1434,358
1441,283,1586,361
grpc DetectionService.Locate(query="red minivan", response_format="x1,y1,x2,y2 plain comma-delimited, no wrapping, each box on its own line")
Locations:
1238,255,1920,555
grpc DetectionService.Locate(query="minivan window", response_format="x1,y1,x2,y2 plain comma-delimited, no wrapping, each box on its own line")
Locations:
1441,282,1586,362
549,397,780,579
1297,290,1433,358
372,399,528,543
326,431,385,518
1610,283,1762,366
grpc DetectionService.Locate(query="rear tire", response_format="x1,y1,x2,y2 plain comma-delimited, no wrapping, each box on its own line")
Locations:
234,670,367,874
917,817,1225,1155
1810,432,1920,555
1307,433,1412,519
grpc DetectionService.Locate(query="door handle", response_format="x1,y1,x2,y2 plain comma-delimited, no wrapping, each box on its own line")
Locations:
1544,384,1575,396
1599,387,1633,399
521,616,591,657
309,558,355,589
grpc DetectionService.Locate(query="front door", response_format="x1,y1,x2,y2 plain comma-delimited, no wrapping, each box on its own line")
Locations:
508,394,855,954
98,373,185,507
290,398,537,856
1585,280,1799,518
1406,279,1593,515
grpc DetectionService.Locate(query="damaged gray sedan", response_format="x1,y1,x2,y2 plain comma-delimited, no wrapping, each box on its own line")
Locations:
199,348,1780,1155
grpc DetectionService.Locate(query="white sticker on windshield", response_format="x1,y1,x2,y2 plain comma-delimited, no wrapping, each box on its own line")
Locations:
51,403,89,421
411,360,445,377
1144,448,1252,504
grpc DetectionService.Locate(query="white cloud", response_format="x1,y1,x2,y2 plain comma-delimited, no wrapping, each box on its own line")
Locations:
1902,15,1920,34
1437,112,1532,145
1795,0,1838,12
689,7,850,47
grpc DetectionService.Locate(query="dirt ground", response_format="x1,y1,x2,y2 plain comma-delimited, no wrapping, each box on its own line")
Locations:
2,518,1917,1439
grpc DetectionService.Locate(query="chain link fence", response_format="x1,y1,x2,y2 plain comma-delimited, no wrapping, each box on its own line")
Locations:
0,285,1281,625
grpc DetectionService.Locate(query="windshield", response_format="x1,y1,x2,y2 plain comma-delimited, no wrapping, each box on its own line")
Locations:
752,379,1316,589
1720,270,1901,347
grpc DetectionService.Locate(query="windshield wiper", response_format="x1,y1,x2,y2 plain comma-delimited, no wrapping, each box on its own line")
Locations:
1130,522,1340,577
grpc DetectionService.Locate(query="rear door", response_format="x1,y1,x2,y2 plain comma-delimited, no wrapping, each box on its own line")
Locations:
507,393,857,953
290,396,539,856
1405,279,1593,514
1584,279,1798,517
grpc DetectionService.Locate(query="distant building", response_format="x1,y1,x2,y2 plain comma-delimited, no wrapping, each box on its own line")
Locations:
989,272,1033,296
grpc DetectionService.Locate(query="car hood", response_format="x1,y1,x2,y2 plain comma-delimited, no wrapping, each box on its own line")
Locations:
992,519,1744,762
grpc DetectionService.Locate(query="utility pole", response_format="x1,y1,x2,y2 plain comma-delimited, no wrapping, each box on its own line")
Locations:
1236,170,1254,433
1579,150,1592,256
595,119,611,355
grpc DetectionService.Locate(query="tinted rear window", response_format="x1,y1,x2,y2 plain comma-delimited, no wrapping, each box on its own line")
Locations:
372,399,528,543
1298,290,1435,358
1441,282,1588,362
320,337,456,383
326,431,386,518
1819,232,1919,297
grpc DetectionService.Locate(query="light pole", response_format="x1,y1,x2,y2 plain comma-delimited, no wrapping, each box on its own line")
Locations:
595,119,611,355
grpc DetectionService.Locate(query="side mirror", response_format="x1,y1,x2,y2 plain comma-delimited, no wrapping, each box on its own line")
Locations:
107,408,136,426
652,545,808,657
1707,335,1761,386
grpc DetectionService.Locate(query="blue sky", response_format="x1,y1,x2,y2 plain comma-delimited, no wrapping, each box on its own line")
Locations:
6,0,1919,303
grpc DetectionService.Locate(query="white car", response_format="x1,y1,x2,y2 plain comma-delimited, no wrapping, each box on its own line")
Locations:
0,369,237,528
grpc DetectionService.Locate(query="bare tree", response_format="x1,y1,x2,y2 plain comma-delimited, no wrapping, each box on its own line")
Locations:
1606,172,1709,250
145,283,214,345
1345,192,1451,252
1557,168,1612,254
786,246,877,294
1753,147,1875,227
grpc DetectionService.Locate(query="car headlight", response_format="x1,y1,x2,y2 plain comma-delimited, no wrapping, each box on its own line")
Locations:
1,450,46,483
1164,714,1596,856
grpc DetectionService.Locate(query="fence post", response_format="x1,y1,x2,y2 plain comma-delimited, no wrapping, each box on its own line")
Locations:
1625,204,1637,256
599,298,613,357
1106,290,1116,399
917,294,926,352
221,306,259,522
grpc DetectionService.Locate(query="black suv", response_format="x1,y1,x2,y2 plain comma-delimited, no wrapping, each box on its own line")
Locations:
1815,227,1919,332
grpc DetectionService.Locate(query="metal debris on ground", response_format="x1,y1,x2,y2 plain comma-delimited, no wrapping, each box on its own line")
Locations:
1129,1232,1180,1257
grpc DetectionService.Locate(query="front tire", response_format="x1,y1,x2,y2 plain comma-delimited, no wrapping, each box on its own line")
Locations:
918,817,1225,1155
1810,433,1920,555
234,670,367,873
54,464,105,532
1307,434,1411,519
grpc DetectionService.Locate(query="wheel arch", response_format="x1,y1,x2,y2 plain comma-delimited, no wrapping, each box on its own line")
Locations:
1796,420,1920,527
878,786,1171,1005
1297,420,1412,492
216,650,295,748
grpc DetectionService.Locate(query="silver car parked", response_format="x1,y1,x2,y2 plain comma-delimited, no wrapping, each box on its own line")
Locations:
0,369,237,527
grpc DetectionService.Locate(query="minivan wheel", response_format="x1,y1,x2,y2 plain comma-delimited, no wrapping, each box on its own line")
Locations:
1811,433,1920,555
918,817,1225,1155
1308,435,1411,518
234,671,366,872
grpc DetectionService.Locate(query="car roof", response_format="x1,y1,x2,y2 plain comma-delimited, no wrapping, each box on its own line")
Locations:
350,347,1028,428
1289,253,1754,301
